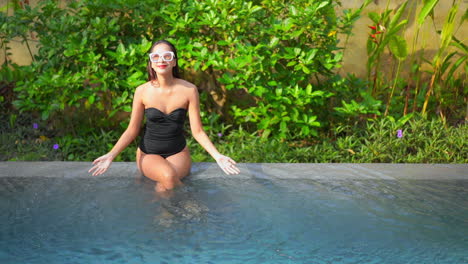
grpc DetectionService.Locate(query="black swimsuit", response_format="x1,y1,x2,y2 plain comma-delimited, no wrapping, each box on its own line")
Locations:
139,107,187,158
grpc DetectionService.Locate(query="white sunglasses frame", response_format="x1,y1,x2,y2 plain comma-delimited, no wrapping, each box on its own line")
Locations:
148,51,176,62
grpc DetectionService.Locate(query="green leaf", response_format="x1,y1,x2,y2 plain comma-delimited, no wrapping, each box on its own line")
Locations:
127,71,144,87
88,95,95,104
389,35,407,60
123,105,132,112
447,55,467,81
269,37,279,47
280,121,288,132
434,3,459,64
396,113,414,126
250,6,262,13
41,111,49,120
287,61,297,67
368,12,380,24
450,36,468,53
116,43,126,55
316,1,329,11
310,90,325,97
262,129,271,139
461,6,468,26
440,52,458,74
306,84,312,95
63,49,75,57
310,120,320,127
275,87,283,96
418,0,439,25
389,1,408,30
366,38,376,56
304,49,318,63
440,4,458,51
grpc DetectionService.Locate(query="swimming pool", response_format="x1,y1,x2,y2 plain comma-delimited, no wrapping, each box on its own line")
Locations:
1,162,467,263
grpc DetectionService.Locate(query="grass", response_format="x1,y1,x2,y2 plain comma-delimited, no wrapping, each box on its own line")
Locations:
2,112,465,163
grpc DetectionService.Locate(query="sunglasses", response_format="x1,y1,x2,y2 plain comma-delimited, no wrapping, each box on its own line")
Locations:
149,51,175,62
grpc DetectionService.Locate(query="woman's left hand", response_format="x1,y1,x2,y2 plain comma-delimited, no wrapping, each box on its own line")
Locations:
215,155,240,175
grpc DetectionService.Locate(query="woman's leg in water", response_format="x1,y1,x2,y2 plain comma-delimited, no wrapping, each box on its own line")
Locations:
136,147,191,192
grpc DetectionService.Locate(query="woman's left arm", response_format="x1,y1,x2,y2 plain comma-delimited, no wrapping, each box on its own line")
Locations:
187,86,240,175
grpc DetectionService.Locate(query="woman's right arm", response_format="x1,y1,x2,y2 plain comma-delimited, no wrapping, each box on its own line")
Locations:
89,86,145,176
107,86,145,158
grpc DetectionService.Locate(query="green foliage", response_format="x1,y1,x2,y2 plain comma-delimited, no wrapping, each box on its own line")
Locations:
304,114,467,163
2,0,360,140
417,0,439,25
160,0,349,139
421,1,467,117
0,112,136,161
6,1,153,130
2,112,465,163
331,74,382,129
361,0,467,122
1,0,465,164
366,1,408,94
388,35,408,60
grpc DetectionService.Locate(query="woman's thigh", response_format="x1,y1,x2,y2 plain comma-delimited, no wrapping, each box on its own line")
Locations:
136,148,175,183
136,147,191,181
166,146,192,180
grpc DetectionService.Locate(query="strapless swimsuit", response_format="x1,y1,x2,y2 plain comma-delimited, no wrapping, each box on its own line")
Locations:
139,107,187,158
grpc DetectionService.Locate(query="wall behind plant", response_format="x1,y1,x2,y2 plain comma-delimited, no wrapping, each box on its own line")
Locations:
338,0,468,78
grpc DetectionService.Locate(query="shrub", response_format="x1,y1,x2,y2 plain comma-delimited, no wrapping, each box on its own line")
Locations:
3,0,364,141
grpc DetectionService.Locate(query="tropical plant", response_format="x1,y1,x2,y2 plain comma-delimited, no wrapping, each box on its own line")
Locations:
419,0,467,121
366,0,409,102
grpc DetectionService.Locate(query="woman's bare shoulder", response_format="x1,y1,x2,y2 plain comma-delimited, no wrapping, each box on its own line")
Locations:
134,82,154,102
136,81,152,92
176,78,197,89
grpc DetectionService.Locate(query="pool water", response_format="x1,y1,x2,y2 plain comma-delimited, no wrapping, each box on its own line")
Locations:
1,175,467,263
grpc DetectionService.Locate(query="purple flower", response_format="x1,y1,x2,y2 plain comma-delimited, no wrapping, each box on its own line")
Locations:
53,144,59,150
217,133,223,137
33,123,38,129
397,129,403,138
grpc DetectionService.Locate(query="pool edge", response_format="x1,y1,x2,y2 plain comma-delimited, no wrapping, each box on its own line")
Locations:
1,162,467,180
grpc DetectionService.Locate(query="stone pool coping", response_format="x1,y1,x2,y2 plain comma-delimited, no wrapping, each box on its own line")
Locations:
0,162,467,180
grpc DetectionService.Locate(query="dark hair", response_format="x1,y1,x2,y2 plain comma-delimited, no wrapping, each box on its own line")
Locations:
147,40,181,81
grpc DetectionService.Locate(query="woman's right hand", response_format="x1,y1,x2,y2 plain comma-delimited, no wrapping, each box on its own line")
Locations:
88,153,114,176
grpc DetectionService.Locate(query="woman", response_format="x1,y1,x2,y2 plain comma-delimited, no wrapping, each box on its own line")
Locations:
89,40,240,192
